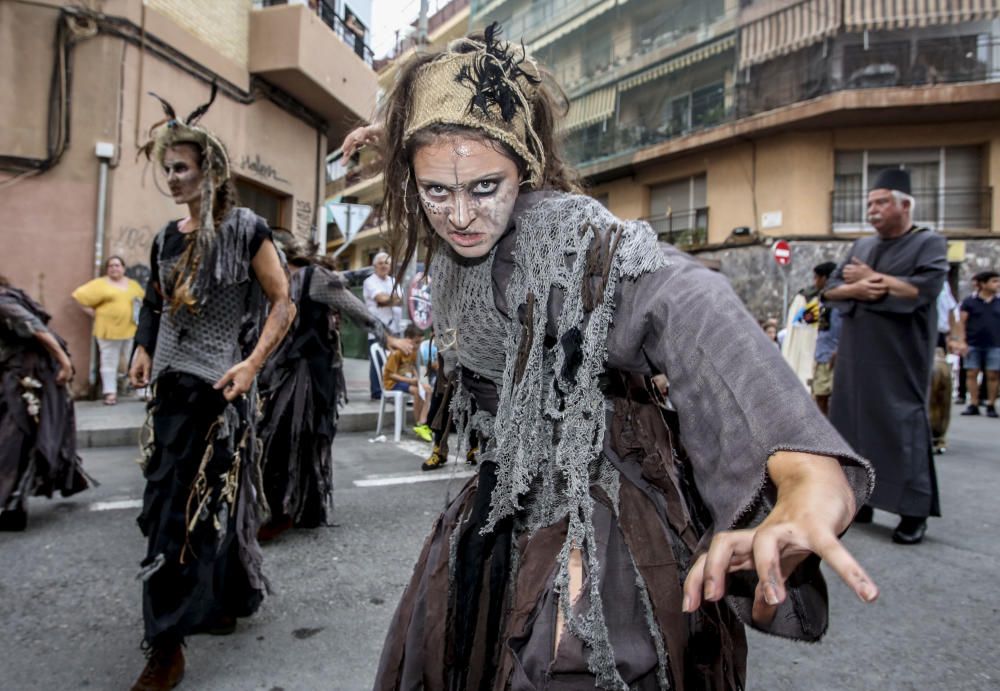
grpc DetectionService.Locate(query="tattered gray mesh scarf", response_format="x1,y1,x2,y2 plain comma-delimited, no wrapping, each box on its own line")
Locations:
434,194,667,689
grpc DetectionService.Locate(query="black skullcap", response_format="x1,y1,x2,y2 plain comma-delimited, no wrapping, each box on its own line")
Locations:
871,168,911,195
813,261,837,278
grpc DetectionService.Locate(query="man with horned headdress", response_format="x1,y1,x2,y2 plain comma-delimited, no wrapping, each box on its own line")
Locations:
128,86,295,690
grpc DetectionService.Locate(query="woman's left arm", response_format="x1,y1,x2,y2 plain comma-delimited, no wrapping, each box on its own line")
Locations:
214,238,296,401
608,242,878,635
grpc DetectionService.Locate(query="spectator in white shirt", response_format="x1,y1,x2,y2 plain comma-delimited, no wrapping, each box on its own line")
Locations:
363,252,403,399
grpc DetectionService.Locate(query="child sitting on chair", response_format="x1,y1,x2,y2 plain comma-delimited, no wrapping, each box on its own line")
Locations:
383,324,433,441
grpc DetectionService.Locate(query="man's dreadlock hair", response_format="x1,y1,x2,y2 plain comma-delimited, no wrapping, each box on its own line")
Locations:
140,83,238,314
380,23,580,283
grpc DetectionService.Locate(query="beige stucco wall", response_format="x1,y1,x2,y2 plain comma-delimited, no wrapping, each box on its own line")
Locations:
2,3,322,397
596,121,998,244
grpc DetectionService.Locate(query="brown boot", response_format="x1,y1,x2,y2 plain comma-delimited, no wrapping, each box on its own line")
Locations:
131,643,185,690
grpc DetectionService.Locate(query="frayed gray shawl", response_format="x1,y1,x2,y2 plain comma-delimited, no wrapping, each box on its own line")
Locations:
432,191,874,689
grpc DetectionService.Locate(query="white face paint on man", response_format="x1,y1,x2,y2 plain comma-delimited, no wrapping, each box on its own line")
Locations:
162,144,205,207
411,135,521,259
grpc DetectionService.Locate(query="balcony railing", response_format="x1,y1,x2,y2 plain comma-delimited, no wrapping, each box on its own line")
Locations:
563,84,734,168
327,159,382,196
563,29,999,171
738,34,1000,118
542,0,729,95
830,187,993,232
640,208,709,248
258,0,374,65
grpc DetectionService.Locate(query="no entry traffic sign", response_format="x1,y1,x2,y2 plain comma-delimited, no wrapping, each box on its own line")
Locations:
772,240,792,266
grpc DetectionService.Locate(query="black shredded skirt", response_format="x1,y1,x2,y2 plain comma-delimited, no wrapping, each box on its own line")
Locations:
137,373,265,646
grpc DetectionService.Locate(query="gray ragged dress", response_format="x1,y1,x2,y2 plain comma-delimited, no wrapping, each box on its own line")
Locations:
374,192,874,691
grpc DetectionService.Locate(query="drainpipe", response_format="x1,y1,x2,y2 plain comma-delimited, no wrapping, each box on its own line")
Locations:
90,141,115,388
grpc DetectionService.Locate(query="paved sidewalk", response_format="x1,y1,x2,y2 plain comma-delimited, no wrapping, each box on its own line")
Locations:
75,358,407,447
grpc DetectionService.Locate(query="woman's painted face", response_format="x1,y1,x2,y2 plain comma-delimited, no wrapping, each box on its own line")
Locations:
105,258,125,280
162,144,204,207
411,135,521,259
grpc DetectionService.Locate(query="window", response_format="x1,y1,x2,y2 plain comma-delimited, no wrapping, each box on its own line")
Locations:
582,31,613,78
662,93,691,136
692,82,725,129
236,178,286,230
832,147,985,232
648,174,708,244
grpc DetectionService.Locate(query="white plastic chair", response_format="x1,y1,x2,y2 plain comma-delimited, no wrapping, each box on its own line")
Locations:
371,341,411,442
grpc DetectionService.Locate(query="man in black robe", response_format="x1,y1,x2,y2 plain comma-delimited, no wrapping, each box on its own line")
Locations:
825,169,948,545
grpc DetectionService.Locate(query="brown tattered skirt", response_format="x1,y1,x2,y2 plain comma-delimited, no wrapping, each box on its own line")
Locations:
374,396,748,691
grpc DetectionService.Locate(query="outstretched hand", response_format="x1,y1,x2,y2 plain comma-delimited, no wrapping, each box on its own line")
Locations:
341,124,384,159
682,452,878,627
213,359,257,401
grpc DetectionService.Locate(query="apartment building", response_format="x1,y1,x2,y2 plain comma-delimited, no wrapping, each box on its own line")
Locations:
467,0,1000,314
324,0,472,270
2,0,377,395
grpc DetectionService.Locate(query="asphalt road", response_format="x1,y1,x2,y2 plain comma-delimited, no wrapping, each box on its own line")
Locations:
1,407,997,690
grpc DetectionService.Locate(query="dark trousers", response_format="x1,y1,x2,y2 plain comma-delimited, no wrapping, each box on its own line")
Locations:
368,336,383,399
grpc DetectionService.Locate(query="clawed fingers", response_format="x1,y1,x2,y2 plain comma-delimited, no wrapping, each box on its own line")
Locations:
813,534,879,604
752,528,785,607
683,531,754,612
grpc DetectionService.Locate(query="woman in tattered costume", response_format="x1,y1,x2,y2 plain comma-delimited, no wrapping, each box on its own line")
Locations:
128,87,295,691
358,26,880,690
257,238,411,538
0,276,91,532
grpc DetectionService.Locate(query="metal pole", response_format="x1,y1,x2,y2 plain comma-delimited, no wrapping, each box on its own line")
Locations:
781,265,790,326
94,159,109,277
418,0,429,43
89,157,110,388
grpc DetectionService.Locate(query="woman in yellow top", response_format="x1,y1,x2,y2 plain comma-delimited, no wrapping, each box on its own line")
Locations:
71,256,144,404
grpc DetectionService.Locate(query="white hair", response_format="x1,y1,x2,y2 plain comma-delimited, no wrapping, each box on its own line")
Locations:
891,190,916,214
374,252,391,264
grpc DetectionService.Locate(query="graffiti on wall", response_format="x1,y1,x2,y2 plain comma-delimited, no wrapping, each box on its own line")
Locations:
111,224,156,287
239,154,290,185
295,200,313,237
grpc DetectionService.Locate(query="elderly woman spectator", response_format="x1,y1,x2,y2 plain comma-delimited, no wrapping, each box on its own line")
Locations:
71,256,144,404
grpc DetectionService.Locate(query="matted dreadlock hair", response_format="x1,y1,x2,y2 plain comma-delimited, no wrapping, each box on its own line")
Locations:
380,23,581,283
140,83,238,313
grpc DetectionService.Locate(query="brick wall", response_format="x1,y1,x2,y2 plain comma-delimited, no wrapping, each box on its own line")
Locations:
147,0,250,66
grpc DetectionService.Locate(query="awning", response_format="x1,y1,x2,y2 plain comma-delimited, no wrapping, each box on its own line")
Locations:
620,35,736,92
559,85,617,132
529,0,618,53
740,0,841,68
844,0,1000,31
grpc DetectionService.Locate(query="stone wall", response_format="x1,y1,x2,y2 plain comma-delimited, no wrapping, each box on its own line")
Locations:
692,236,1000,321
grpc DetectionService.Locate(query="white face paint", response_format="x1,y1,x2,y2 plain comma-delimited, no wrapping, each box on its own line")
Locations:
162,144,205,207
411,135,521,259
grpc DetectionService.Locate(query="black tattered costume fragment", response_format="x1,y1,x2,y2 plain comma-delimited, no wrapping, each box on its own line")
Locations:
133,209,272,647
0,286,91,521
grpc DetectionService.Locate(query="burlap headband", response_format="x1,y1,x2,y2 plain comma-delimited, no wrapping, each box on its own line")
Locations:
403,33,546,187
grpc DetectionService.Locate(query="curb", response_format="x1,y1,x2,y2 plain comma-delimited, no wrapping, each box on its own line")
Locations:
76,408,407,449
